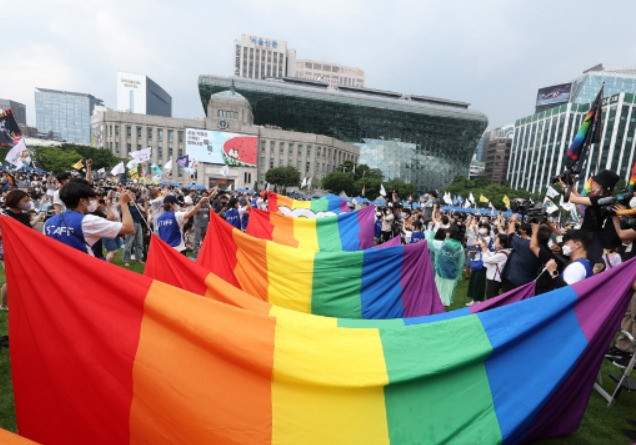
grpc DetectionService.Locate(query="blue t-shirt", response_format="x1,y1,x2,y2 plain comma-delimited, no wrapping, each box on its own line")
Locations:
374,219,382,238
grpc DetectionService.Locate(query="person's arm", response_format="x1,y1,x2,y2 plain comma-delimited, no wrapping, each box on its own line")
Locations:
507,215,517,236
118,191,134,235
612,214,636,242
545,259,567,288
529,222,540,257
104,198,115,221
184,188,218,220
558,178,591,206
85,158,93,183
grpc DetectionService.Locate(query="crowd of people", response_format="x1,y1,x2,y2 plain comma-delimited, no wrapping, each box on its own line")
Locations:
1,166,635,370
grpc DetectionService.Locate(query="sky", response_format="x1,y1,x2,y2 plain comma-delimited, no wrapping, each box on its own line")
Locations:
4,0,636,131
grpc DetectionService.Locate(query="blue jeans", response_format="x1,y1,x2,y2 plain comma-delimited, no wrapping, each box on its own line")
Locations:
123,222,144,263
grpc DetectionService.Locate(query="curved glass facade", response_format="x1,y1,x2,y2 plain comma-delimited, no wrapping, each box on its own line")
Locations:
198,76,487,191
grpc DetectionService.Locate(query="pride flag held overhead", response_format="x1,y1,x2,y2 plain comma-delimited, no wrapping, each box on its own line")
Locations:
565,85,603,173
266,191,350,217
198,212,443,319
246,206,375,251
3,215,636,445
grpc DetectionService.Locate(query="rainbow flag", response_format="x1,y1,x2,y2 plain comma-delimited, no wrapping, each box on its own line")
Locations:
267,191,350,216
4,216,636,445
565,86,603,172
147,233,535,315
628,159,636,192
246,205,375,251
198,212,443,318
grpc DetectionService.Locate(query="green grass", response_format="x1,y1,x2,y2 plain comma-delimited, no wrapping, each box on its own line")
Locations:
1,261,635,443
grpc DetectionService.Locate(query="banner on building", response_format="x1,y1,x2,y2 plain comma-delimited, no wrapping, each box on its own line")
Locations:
185,129,257,167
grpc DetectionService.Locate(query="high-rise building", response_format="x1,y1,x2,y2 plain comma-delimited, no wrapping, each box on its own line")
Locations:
508,92,636,193
116,72,172,117
483,125,513,184
199,75,487,191
0,99,27,127
233,34,296,80
295,60,364,89
35,88,103,144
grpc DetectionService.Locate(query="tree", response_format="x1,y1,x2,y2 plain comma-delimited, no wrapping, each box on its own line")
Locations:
265,166,301,188
322,171,355,195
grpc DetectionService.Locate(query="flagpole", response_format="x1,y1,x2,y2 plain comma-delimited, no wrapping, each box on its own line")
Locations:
594,84,605,175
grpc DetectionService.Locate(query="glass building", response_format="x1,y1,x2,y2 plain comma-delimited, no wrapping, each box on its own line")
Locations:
35,88,103,144
508,92,636,193
198,76,487,191
570,64,636,104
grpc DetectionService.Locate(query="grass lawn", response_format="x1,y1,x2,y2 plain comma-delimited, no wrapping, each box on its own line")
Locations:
1,258,635,443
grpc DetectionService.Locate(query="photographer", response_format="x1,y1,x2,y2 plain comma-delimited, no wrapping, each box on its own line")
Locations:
558,169,622,267
544,229,593,287
500,214,540,292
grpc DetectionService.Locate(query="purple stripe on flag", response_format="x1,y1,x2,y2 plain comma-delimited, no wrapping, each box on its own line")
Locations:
356,206,375,250
469,281,536,313
399,242,444,316
525,258,636,442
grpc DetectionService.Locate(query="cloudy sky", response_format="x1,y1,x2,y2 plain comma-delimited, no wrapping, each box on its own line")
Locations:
4,0,636,131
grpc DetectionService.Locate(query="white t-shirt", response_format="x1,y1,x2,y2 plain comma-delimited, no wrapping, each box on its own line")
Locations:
562,261,589,285
43,214,122,256
53,190,66,212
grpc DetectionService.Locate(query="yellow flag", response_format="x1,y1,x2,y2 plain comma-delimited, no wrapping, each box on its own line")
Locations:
479,194,489,203
502,195,510,209
130,170,139,181
71,160,84,170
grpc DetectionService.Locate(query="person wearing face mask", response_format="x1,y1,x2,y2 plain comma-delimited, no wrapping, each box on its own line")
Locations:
0,190,35,311
558,169,622,268
44,179,134,256
157,188,217,254
545,230,592,287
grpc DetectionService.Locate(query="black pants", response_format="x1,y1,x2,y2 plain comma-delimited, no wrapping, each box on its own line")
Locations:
485,279,502,299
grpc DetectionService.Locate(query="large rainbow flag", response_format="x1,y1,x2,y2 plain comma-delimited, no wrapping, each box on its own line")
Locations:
198,212,443,318
146,233,536,315
4,216,636,445
267,191,350,216
246,205,375,251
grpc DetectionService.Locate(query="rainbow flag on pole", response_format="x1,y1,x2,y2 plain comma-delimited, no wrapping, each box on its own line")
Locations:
3,216,636,445
267,191,350,216
246,206,375,251
565,86,603,172
198,212,443,319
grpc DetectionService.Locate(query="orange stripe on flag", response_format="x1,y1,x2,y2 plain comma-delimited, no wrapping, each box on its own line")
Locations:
130,280,276,444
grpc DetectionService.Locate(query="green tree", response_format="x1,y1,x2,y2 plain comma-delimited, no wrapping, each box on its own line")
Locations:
32,147,83,173
321,171,355,195
265,166,301,188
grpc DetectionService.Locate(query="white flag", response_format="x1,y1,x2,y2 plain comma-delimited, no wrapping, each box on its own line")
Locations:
126,159,139,169
380,183,386,197
463,199,471,209
228,183,233,191
266,182,272,191
5,138,27,169
546,186,560,199
559,194,574,211
301,177,307,188
307,177,312,189
110,162,125,176
220,164,230,178
130,146,152,163
163,157,173,171
468,192,475,204
96,167,106,174
443,192,452,205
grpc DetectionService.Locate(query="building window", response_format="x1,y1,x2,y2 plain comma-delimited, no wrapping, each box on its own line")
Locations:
115,126,120,137
158,129,164,142
126,143,131,153
306,161,311,173
126,126,131,137
178,131,184,143
297,161,301,170
260,140,267,152
306,145,312,156
168,130,174,142
168,148,173,157
158,147,163,158
269,158,274,168
136,127,142,139
147,128,153,140
317,146,321,157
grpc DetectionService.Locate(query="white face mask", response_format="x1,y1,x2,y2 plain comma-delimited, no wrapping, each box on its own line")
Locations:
86,199,98,213
19,201,33,211
562,244,572,256
630,197,636,209
478,228,488,235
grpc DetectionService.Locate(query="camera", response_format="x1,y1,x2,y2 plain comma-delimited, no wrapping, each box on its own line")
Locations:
596,193,631,211
511,198,549,224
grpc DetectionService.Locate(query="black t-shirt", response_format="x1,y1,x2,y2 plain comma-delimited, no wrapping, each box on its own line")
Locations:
5,209,32,228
